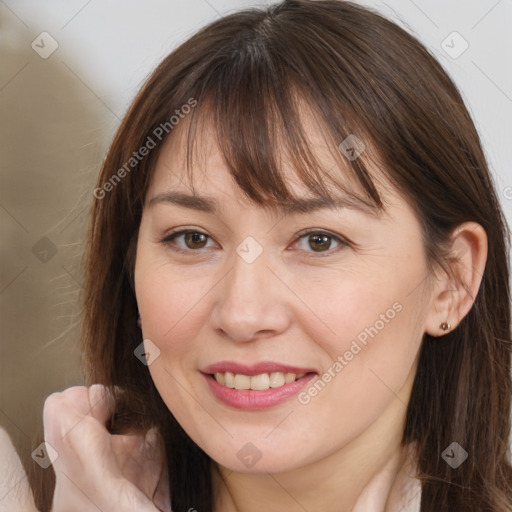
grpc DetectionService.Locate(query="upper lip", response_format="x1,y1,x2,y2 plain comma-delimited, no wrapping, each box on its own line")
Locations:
201,361,317,376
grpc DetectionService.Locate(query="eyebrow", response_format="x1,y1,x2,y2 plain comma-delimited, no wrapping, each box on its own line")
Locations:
147,191,380,216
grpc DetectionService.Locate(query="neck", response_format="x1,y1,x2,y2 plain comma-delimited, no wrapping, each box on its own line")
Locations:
212,367,418,512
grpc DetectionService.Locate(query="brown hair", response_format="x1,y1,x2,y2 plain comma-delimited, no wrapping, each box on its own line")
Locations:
30,1,512,510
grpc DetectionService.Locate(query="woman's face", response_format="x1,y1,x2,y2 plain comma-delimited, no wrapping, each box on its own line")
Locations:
134,121,434,474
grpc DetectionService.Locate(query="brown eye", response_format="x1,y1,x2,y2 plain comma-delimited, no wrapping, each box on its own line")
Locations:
294,230,348,255
161,230,213,252
183,232,208,249
308,234,332,252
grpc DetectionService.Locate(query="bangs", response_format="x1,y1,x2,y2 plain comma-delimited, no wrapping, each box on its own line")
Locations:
167,27,388,216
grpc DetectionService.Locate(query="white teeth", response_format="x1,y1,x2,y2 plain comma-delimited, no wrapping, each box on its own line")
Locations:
213,371,308,390
250,373,270,390
269,372,285,388
234,374,251,390
284,372,296,383
224,371,235,388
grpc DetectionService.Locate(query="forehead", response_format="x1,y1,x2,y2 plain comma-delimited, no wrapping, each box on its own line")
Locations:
146,101,392,217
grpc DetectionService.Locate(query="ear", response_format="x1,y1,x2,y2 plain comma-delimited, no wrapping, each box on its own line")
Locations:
425,222,488,337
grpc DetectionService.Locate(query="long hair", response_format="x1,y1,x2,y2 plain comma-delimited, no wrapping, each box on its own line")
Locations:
29,1,511,510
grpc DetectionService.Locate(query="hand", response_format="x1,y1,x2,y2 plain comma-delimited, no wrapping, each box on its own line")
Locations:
43,384,170,511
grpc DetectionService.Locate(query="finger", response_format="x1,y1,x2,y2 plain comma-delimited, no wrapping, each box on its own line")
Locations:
42,387,157,511
87,384,117,425
43,386,92,443
43,386,116,474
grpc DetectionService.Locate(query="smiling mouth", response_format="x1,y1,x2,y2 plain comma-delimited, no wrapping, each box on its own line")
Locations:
211,371,311,390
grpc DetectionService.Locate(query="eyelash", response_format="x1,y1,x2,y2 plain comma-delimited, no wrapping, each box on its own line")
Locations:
160,228,350,257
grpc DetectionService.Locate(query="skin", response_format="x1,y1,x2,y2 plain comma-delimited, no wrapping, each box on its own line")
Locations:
43,385,168,511
132,117,487,511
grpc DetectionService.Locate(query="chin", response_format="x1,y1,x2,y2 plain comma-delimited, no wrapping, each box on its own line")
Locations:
219,455,300,475
206,439,310,475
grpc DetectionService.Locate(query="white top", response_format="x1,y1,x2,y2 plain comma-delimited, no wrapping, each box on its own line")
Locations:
394,472,422,511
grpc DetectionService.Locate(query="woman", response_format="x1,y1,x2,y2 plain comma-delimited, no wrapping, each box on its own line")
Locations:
23,0,512,510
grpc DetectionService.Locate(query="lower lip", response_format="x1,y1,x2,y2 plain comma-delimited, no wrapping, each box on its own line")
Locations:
202,373,317,410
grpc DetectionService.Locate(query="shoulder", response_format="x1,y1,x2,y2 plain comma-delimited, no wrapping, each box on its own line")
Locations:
0,427,39,512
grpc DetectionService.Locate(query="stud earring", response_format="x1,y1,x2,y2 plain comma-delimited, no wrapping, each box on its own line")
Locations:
440,321,451,331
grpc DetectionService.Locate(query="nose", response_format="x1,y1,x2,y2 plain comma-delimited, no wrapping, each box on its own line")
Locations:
209,243,292,343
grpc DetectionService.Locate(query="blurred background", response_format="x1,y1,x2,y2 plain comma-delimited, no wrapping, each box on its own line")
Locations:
0,0,511,496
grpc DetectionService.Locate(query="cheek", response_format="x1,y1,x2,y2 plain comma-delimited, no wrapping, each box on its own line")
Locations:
287,259,427,408
283,260,423,361
292,270,427,433
135,258,213,357
135,260,214,434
